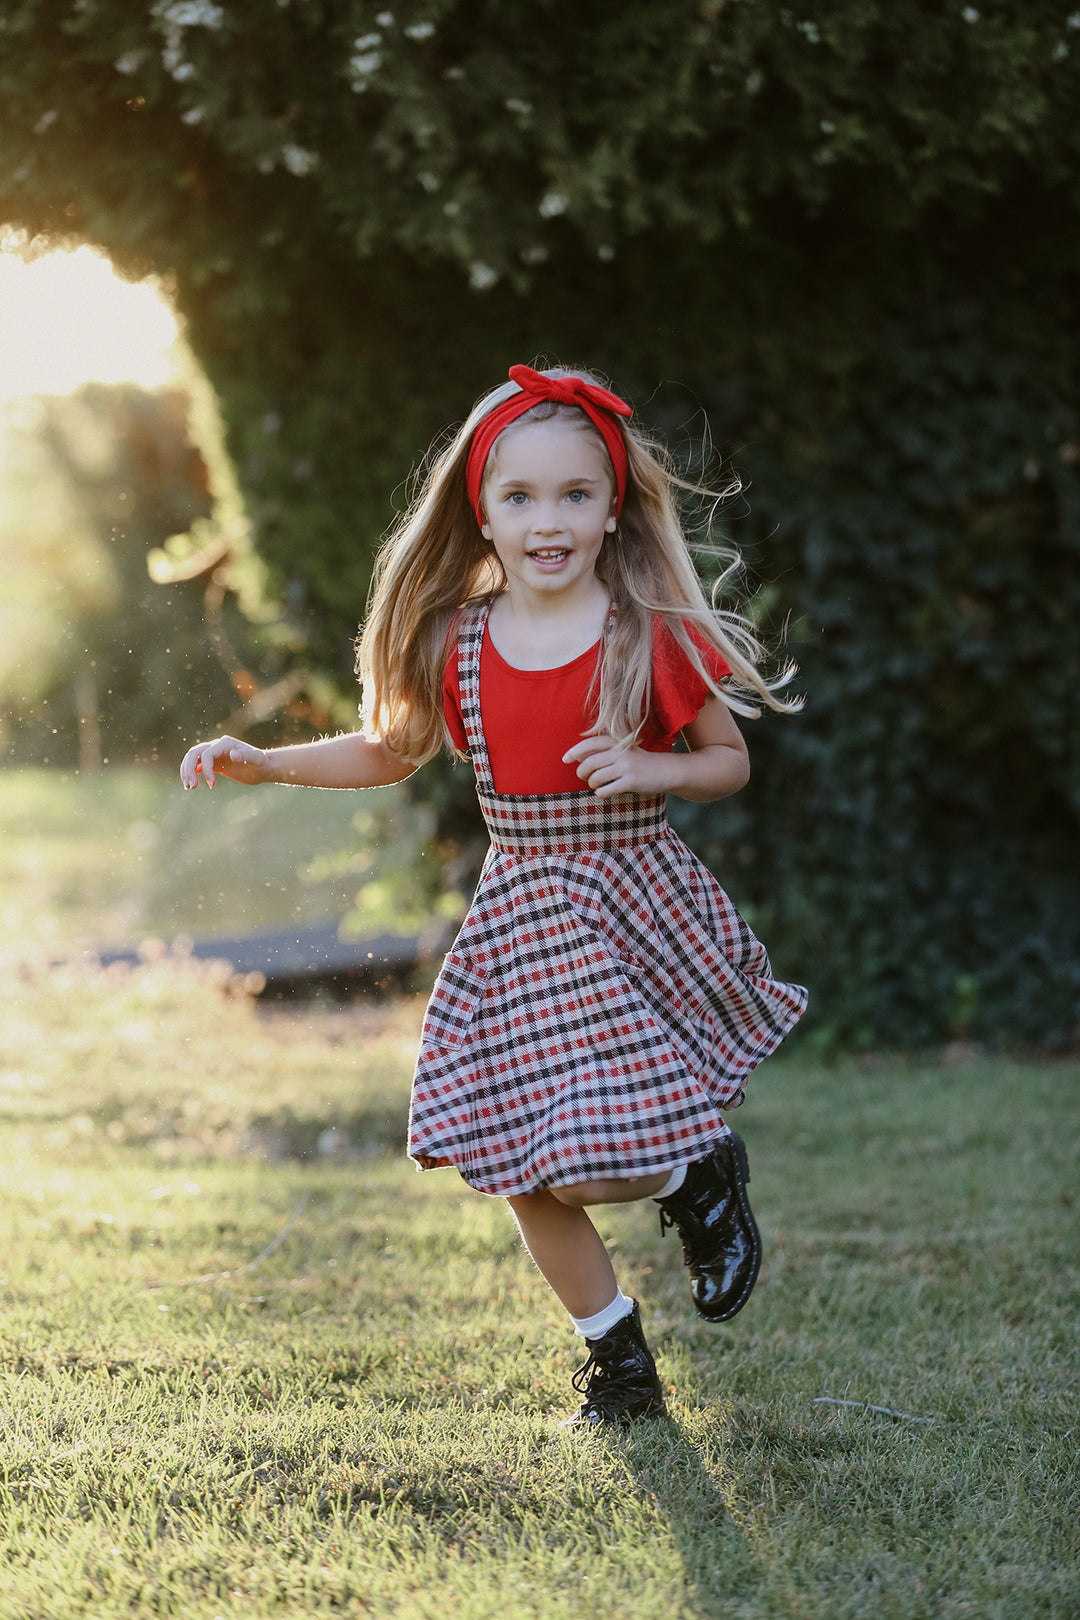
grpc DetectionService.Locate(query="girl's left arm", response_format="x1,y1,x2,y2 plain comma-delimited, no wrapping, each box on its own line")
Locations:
563,695,750,803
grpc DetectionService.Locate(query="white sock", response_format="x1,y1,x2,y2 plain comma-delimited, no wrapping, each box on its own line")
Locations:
652,1163,687,1201
569,1288,634,1339
652,1125,733,1201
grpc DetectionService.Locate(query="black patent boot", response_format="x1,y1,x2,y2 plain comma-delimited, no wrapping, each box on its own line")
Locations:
658,1131,762,1322
562,1300,667,1428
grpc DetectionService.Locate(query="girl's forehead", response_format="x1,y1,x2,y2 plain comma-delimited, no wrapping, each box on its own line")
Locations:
486,415,613,481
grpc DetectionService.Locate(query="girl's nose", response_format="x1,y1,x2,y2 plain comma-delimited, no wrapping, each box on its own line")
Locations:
531,503,563,533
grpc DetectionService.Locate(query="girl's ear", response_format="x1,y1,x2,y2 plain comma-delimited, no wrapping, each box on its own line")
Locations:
605,512,618,533
480,519,492,539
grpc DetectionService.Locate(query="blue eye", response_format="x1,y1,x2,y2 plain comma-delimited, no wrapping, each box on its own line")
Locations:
566,490,586,503
507,491,528,505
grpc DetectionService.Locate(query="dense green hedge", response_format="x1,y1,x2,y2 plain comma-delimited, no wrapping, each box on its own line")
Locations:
673,298,1080,1050
2,1,1078,1045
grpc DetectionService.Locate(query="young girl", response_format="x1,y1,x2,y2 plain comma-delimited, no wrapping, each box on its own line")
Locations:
180,364,807,1427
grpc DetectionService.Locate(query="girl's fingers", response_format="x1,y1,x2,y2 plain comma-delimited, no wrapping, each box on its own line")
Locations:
567,745,614,772
181,737,228,788
180,745,204,789
562,729,615,763
181,736,269,789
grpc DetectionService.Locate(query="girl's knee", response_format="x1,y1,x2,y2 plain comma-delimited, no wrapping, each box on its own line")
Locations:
549,1173,669,1207
507,1187,590,1218
506,1189,557,1215
508,1181,636,1211
548,1183,592,1207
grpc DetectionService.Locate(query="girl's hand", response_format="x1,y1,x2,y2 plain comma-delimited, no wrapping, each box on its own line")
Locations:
564,699,751,803
562,731,672,798
179,735,271,790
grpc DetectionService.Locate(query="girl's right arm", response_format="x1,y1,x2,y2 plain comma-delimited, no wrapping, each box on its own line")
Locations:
179,731,416,791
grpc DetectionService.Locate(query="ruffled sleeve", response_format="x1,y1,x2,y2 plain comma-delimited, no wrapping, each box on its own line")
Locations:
646,618,732,750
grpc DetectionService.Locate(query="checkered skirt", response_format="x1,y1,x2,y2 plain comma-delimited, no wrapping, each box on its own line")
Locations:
407,600,808,1197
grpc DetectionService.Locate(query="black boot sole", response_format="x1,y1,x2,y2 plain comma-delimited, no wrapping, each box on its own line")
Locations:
560,1397,668,1430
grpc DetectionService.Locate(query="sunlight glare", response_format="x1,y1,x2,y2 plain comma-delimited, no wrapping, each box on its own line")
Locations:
0,240,180,403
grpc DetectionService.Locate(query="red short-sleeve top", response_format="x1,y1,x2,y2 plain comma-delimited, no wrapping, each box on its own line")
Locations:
443,615,731,794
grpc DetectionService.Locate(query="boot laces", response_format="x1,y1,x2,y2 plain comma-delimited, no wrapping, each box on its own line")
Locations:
571,1347,608,1397
658,1198,697,1246
570,1346,647,1418
658,1196,708,1266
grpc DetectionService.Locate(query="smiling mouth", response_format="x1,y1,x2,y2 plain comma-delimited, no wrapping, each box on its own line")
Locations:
528,548,569,561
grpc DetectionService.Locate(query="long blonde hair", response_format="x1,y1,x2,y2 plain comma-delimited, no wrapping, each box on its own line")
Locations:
356,366,799,764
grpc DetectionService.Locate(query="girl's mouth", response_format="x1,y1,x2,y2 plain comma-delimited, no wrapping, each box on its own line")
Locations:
528,548,569,563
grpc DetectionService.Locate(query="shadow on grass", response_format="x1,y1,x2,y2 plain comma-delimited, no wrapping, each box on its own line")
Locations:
605,1408,760,1615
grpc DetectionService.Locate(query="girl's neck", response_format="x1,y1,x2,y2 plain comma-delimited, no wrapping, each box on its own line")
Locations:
487,579,611,672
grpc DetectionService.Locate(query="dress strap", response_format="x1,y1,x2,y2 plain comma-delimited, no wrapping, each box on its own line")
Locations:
456,595,617,802
455,598,495,796
455,595,669,852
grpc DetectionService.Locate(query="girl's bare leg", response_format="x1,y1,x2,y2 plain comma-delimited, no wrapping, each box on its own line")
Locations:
507,1190,618,1318
507,1173,670,1315
549,1172,669,1207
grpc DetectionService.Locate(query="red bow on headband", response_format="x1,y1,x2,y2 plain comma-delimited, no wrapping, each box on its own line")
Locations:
466,365,633,527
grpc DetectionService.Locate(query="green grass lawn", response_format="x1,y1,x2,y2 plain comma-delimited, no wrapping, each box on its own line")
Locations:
0,765,437,962
1,956,1077,1619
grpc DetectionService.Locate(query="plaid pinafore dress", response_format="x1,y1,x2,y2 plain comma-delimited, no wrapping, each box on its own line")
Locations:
407,600,808,1197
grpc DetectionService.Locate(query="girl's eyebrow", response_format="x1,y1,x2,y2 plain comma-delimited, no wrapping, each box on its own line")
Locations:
491,472,606,490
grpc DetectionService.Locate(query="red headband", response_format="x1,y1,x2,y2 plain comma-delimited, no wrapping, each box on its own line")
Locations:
465,364,632,527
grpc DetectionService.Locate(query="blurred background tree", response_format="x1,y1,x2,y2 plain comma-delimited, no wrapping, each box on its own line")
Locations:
0,383,231,767
1,0,1077,1046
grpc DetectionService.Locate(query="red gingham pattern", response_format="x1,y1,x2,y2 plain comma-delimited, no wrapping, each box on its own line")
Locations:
407,599,808,1196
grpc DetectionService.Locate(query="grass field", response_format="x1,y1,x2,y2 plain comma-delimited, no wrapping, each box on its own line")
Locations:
2,952,1077,1620
0,765,430,961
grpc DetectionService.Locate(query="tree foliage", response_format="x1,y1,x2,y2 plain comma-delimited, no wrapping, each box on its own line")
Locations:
1,1,1078,1045
4,1,1078,267
0,386,239,766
